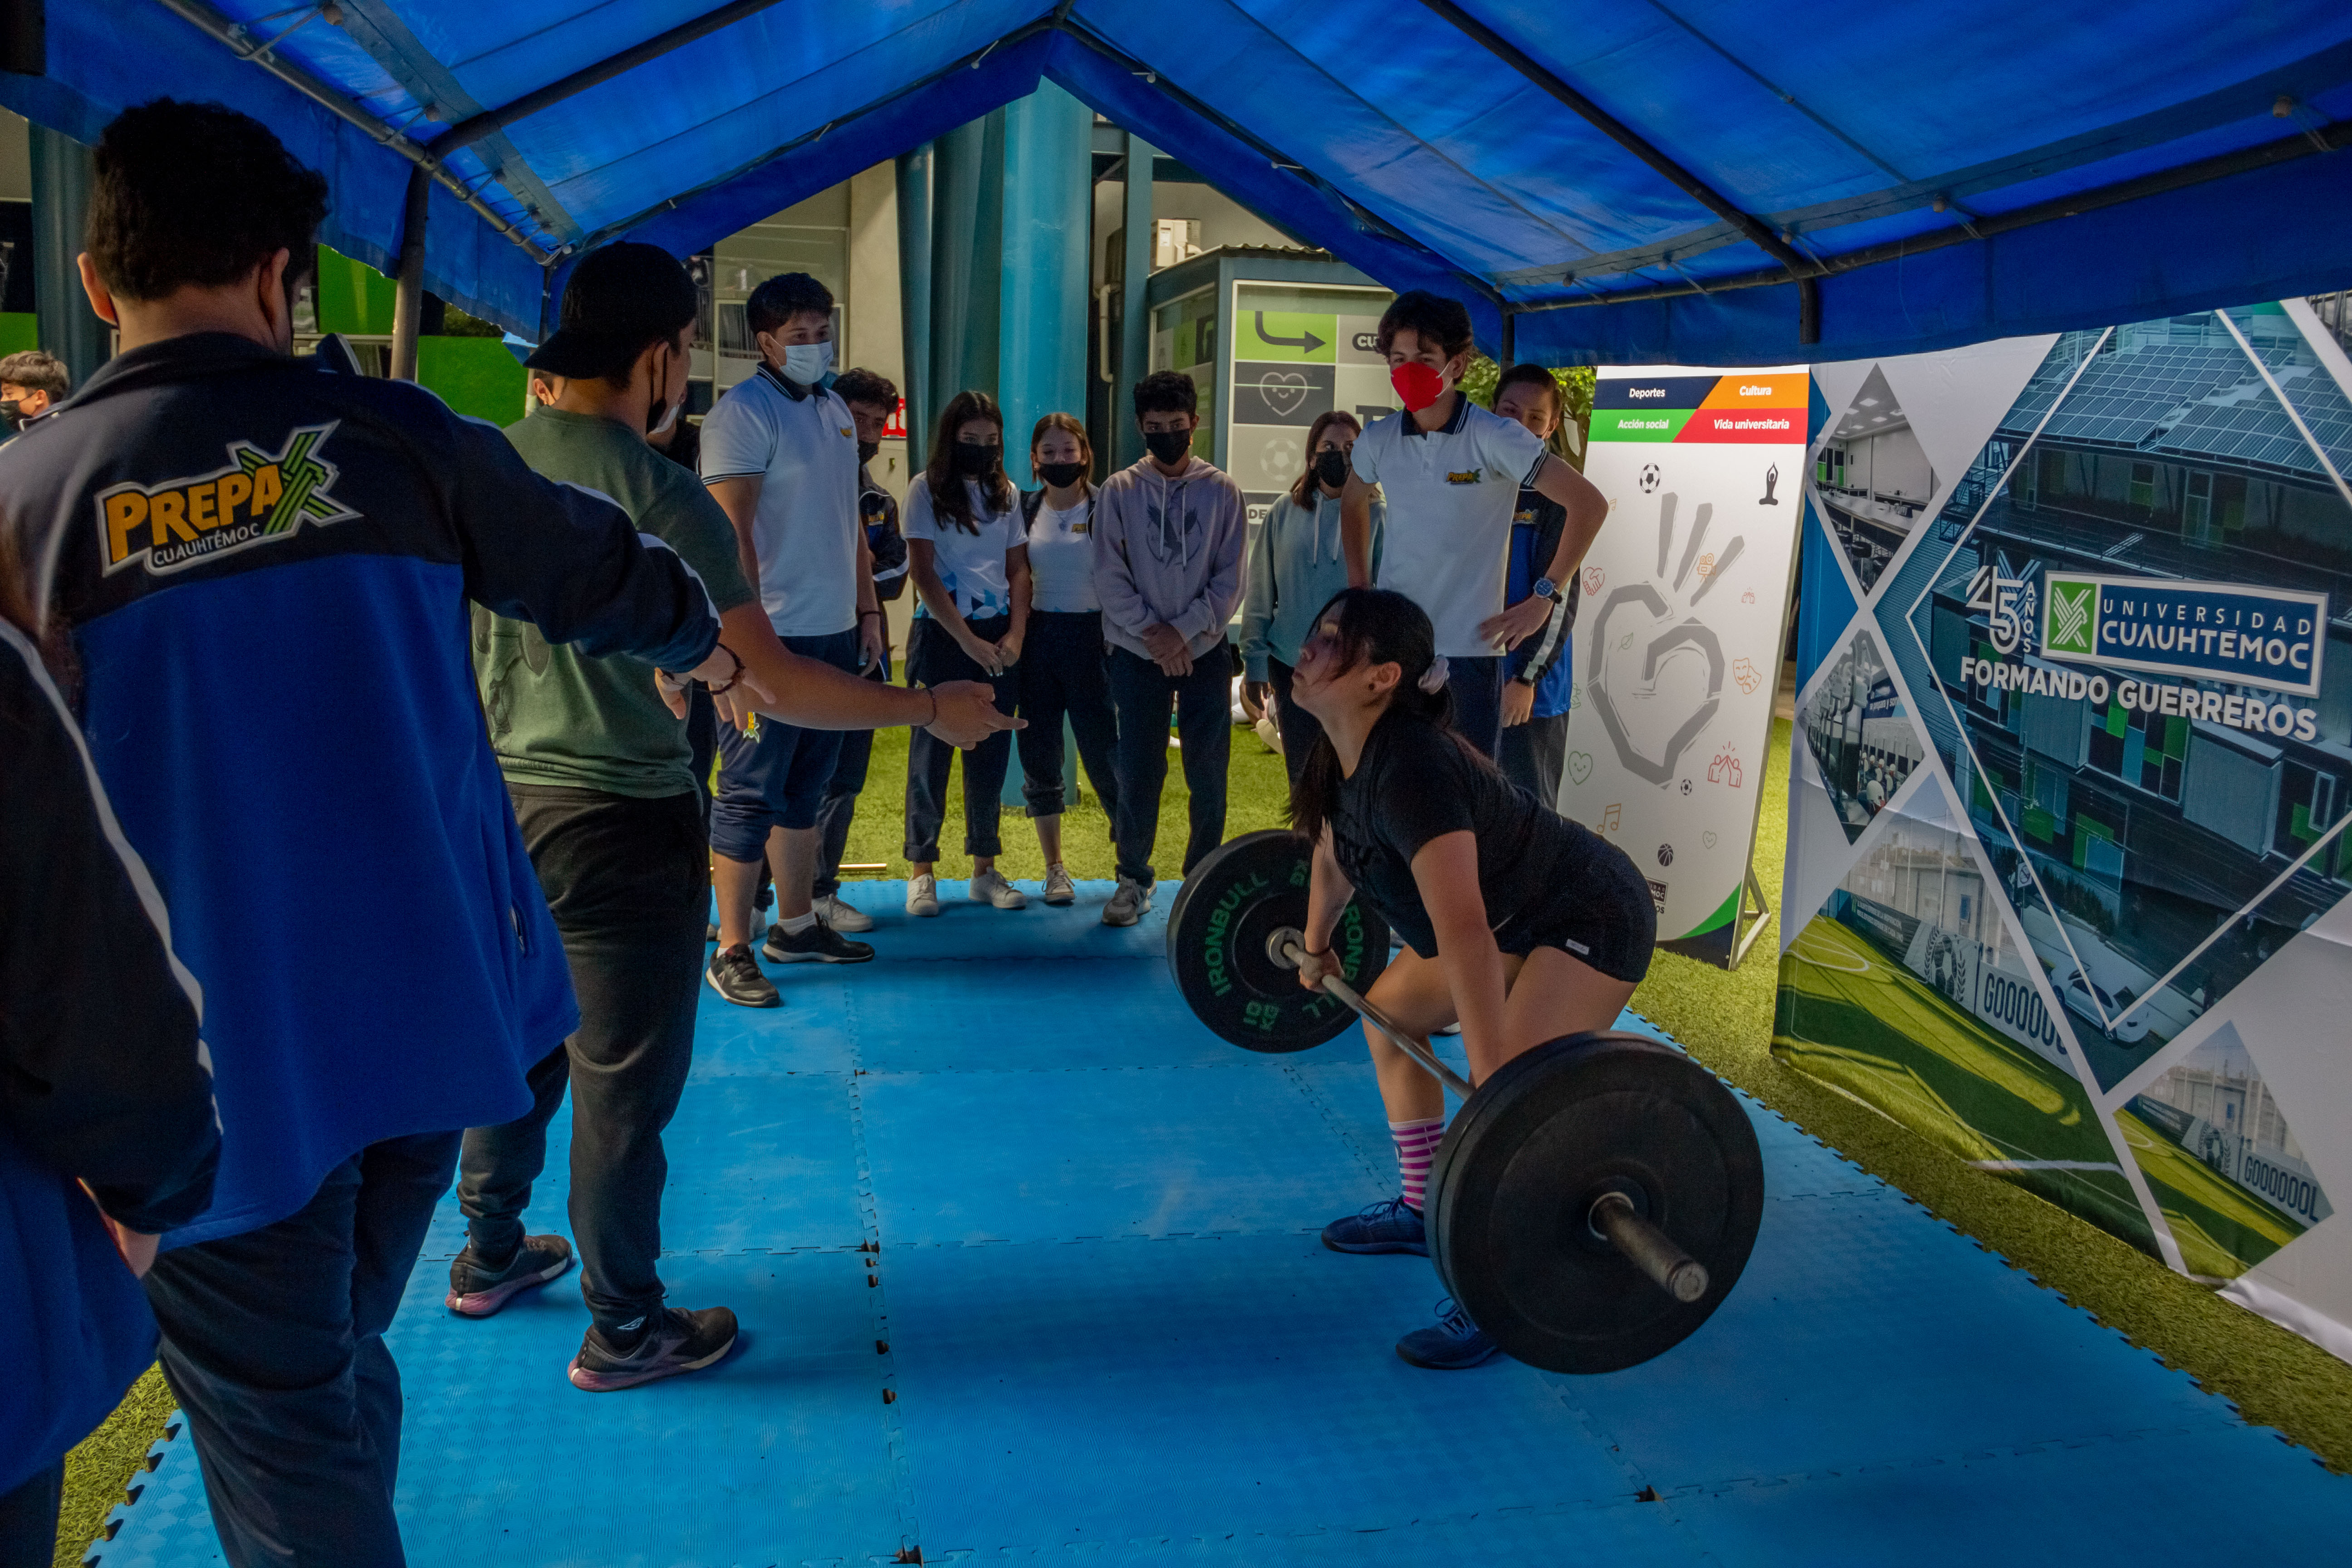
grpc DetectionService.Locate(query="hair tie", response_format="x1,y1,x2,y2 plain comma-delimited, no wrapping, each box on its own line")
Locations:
1418,655,1450,694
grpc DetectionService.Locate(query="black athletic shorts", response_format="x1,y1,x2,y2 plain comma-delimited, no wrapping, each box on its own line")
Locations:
1492,841,1657,986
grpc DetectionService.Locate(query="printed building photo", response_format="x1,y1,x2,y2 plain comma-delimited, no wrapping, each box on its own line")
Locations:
1802,629,1923,841
1816,365,1939,593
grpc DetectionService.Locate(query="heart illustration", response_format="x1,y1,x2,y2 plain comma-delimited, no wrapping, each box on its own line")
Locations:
1583,565,1605,597
1702,830,1719,849
1585,491,1744,787
1258,370,1308,417
1566,750,1594,786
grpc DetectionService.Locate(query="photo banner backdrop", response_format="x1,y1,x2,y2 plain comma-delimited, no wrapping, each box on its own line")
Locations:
1563,367,1813,963
1777,300,2352,1363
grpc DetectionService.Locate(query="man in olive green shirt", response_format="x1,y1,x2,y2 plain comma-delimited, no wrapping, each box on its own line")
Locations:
450,243,1019,1393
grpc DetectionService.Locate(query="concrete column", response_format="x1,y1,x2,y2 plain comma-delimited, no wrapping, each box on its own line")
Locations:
997,81,1092,488
28,123,106,390
896,143,936,467
1113,133,1155,468
848,160,909,496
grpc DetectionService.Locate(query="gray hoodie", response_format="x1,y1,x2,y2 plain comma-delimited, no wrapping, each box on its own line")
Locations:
1092,454,1249,661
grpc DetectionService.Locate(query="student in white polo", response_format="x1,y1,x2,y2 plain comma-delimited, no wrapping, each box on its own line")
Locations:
1340,291,1606,759
699,272,889,1008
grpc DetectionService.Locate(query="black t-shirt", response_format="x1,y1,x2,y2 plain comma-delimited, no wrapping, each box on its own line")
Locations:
1330,708,1602,956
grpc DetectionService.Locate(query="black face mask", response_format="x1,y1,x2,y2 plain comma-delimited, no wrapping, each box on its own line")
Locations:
857,438,880,465
1037,460,1086,490
1314,449,1350,489
953,439,1001,477
0,399,21,431
1144,427,1192,465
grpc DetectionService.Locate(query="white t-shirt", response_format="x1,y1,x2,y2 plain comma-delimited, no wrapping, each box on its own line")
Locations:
904,474,1022,621
698,368,861,637
1024,493,1098,613
1350,397,1550,659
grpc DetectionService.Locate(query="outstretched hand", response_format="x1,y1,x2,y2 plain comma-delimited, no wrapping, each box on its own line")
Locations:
1479,595,1551,651
924,679,1025,750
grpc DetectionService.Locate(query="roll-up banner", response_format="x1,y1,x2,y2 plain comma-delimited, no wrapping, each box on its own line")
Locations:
1562,366,1814,965
1776,299,2352,1364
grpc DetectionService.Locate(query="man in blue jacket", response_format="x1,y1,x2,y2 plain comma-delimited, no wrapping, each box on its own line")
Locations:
0,100,744,1568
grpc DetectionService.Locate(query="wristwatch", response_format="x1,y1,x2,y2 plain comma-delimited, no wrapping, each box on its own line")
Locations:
1532,576,1558,601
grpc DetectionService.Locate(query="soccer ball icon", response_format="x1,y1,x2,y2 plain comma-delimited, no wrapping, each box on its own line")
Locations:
1639,463,1661,493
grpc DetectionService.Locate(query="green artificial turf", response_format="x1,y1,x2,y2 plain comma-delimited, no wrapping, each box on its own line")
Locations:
58,715,2352,1561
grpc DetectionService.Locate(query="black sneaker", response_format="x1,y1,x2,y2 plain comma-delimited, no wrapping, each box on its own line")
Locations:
568,1305,739,1392
706,945,780,1007
762,920,875,965
445,1234,573,1318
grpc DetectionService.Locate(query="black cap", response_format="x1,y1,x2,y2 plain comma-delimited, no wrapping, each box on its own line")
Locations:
526,242,698,379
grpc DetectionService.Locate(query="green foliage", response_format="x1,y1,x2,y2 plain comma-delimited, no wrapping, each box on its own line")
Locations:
438,304,505,338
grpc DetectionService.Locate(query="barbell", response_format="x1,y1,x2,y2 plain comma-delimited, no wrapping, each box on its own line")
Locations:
1166,831,1764,1374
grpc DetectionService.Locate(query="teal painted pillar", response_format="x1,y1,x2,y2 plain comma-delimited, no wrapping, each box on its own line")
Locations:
998,81,1092,487
1113,133,1156,468
895,143,936,465
929,109,1004,430
997,83,1092,810
29,124,107,391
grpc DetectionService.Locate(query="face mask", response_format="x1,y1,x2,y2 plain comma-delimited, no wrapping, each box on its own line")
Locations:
0,399,21,431
1144,427,1192,466
857,437,880,464
1313,449,1350,488
1391,361,1447,412
781,340,833,386
1037,459,1086,490
953,439,1000,477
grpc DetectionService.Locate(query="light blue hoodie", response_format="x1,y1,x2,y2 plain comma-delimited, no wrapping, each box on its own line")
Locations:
1239,487,1385,681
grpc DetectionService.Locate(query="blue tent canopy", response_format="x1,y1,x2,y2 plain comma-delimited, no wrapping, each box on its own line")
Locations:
11,1,2352,362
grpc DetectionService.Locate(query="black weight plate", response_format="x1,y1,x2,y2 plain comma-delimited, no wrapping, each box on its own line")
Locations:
1427,1032,1763,1374
1165,830,1389,1053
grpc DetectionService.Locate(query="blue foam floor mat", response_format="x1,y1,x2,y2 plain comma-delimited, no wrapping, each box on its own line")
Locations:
93,881,2352,1567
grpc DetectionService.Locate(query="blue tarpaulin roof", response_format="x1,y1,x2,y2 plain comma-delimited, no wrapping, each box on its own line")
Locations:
11,2,2352,363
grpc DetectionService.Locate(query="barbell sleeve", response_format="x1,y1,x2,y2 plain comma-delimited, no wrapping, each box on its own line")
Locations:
1277,937,1476,1101
1590,1191,1710,1303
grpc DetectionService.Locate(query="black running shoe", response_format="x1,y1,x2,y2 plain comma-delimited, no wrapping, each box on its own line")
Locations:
568,1305,739,1392
445,1234,573,1318
761,921,875,964
706,945,780,1007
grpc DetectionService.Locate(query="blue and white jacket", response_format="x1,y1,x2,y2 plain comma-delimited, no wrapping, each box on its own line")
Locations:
0,332,719,1251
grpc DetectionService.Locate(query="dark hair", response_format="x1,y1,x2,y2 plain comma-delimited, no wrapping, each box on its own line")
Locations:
1030,412,1094,495
1134,369,1198,420
1375,290,1474,361
1289,588,1495,845
925,389,1013,534
0,351,69,399
833,366,900,414
745,272,834,341
1288,410,1362,506
1494,363,1563,421
89,100,328,303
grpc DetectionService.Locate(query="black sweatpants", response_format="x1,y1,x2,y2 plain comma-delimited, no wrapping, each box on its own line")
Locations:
815,657,891,897
142,1129,460,1568
1105,644,1231,887
903,616,1019,862
456,786,708,1338
1015,611,1121,821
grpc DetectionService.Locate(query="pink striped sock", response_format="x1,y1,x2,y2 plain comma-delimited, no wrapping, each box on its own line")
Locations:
1389,1118,1446,1211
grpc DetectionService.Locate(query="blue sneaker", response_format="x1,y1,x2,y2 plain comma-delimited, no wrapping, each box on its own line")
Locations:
1396,1298,1500,1370
1321,1196,1428,1256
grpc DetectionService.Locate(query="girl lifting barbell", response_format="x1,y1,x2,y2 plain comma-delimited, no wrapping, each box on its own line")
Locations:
1288,587,1657,1368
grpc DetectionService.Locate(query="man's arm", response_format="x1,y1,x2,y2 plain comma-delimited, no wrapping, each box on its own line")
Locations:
706,475,765,612
1341,472,1377,588
1482,456,1609,651
855,526,885,671
708,601,1013,746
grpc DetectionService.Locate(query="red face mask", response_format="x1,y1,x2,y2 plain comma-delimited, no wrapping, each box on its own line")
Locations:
1391,361,1447,412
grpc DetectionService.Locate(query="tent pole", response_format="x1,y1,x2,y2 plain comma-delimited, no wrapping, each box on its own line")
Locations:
389,164,431,382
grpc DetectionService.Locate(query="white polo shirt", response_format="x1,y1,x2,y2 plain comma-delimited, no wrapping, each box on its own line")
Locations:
1350,396,1550,659
698,367,861,637
904,474,1023,621
1024,493,1099,613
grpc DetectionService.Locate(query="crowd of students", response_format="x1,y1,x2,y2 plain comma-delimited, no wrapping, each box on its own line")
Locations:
1,97,1657,1568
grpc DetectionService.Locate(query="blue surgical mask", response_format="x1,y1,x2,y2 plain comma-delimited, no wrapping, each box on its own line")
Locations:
781,341,833,386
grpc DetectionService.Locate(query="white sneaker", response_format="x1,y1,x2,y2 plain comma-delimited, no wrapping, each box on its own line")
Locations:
1042,863,1077,906
968,867,1028,910
1102,877,1153,927
906,874,941,918
813,892,874,933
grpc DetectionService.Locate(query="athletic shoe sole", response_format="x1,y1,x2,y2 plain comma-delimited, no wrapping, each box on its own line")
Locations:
567,1329,738,1392
1321,1234,1431,1257
445,1250,574,1318
761,942,876,965
1043,889,1076,906
704,968,781,1008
